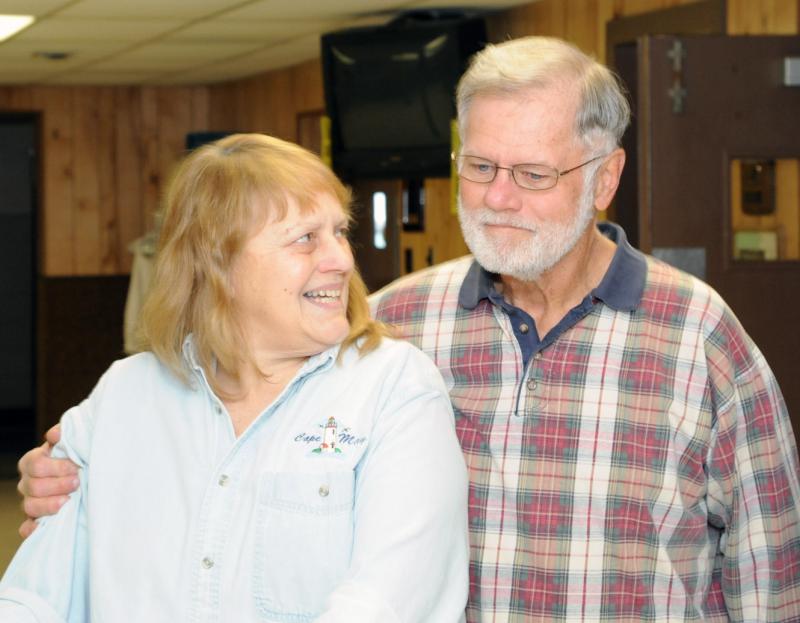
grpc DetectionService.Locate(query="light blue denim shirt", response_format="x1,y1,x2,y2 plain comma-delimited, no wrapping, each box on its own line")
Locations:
0,337,469,622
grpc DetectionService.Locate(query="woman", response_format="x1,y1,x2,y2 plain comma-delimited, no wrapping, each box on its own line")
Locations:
0,134,469,622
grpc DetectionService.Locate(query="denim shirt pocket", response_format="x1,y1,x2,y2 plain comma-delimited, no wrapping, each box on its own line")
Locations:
253,470,355,622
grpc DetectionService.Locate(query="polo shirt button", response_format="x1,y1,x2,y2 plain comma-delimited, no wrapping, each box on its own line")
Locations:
201,557,214,569
218,474,229,487
318,485,330,497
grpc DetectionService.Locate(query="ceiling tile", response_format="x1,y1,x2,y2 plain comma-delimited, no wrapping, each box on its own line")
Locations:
0,69,61,83
164,33,320,84
12,17,184,42
58,0,245,19
169,19,336,42
0,38,127,66
0,0,531,86
218,0,402,21
0,0,67,17
87,40,265,72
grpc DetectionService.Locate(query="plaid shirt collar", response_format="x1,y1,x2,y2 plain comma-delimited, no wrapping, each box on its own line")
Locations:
458,221,646,312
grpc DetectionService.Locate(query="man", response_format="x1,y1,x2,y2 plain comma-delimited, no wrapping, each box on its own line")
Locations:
16,37,800,621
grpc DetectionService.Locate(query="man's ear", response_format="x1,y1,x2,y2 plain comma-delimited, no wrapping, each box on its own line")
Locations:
593,148,626,214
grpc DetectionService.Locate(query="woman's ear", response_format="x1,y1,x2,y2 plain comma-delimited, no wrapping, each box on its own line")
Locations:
593,148,626,214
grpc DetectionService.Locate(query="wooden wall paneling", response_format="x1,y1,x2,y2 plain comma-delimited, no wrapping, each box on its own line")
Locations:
431,179,470,262
31,88,75,276
139,87,161,233
114,87,144,274
9,86,33,110
157,87,192,189
0,86,14,108
727,0,799,33
776,160,800,259
244,71,294,140
297,110,324,155
291,59,325,114
207,82,237,132
96,87,118,274
190,86,210,130
245,76,272,134
72,87,103,275
232,80,254,132
269,71,296,141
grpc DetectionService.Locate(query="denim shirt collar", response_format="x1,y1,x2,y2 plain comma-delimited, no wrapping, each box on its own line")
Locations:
181,334,339,392
458,221,646,312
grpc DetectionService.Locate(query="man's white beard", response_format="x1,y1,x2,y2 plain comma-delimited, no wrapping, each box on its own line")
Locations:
457,182,596,282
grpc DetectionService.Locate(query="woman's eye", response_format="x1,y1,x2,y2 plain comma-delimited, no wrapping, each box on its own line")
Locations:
295,232,315,243
335,227,350,239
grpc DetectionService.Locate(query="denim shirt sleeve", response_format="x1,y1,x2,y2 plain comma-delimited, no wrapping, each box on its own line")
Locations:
0,367,104,622
316,344,470,623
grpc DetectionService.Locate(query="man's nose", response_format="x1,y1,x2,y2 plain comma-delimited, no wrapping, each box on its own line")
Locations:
483,166,521,211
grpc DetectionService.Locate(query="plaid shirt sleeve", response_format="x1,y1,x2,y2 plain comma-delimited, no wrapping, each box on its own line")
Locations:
704,305,800,620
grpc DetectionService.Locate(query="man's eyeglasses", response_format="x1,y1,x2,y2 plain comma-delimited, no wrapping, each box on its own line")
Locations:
452,153,608,191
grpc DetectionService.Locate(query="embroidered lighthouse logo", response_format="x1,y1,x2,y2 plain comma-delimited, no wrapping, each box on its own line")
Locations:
312,416,342,454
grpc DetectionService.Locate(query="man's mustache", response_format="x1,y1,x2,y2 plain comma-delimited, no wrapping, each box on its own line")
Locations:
473,211,538,232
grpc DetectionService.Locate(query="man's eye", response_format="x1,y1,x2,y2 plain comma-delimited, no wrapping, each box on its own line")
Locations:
296,233,314,243
517,168,549,182
335,227,350,239
467,161,494,174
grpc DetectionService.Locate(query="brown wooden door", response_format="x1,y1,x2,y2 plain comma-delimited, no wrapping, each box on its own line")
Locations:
634,34,800,421
348,178,402,292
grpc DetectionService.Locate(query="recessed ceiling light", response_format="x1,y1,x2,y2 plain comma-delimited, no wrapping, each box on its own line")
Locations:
0,15,34,41
33,50,72,61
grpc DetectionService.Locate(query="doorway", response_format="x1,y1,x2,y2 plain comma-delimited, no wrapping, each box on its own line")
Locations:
0,114,38,463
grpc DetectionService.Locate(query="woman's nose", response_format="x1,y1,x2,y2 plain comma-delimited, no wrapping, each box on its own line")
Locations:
319,234,354,272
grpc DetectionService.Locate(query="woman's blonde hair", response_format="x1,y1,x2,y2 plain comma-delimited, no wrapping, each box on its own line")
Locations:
138,133,386,391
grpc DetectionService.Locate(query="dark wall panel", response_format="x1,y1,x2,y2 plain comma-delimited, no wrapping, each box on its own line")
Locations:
37,276,129,436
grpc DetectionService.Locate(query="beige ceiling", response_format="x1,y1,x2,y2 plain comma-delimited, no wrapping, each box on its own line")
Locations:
0,0,532,86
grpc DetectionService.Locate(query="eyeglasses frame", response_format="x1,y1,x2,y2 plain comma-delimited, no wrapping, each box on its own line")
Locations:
451,152,609,191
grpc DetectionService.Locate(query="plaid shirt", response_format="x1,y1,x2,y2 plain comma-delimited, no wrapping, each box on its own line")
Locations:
369,223,800,622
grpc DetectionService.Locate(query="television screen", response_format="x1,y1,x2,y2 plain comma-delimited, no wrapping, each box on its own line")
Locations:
322,13,487,179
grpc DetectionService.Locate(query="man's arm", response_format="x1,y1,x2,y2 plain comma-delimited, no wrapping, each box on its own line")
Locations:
704,315,800,621
17,424,79,538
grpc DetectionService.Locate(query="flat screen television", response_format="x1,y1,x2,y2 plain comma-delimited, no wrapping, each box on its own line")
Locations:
321,11,487,180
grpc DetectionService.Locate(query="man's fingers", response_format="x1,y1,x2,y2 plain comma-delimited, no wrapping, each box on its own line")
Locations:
44,423,62,447
18,518,38,539
20,492,69,519
17,474,78,499
17,444,78,479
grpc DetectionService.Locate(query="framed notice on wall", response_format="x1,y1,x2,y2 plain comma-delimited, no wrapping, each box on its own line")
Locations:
733,230,779,261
